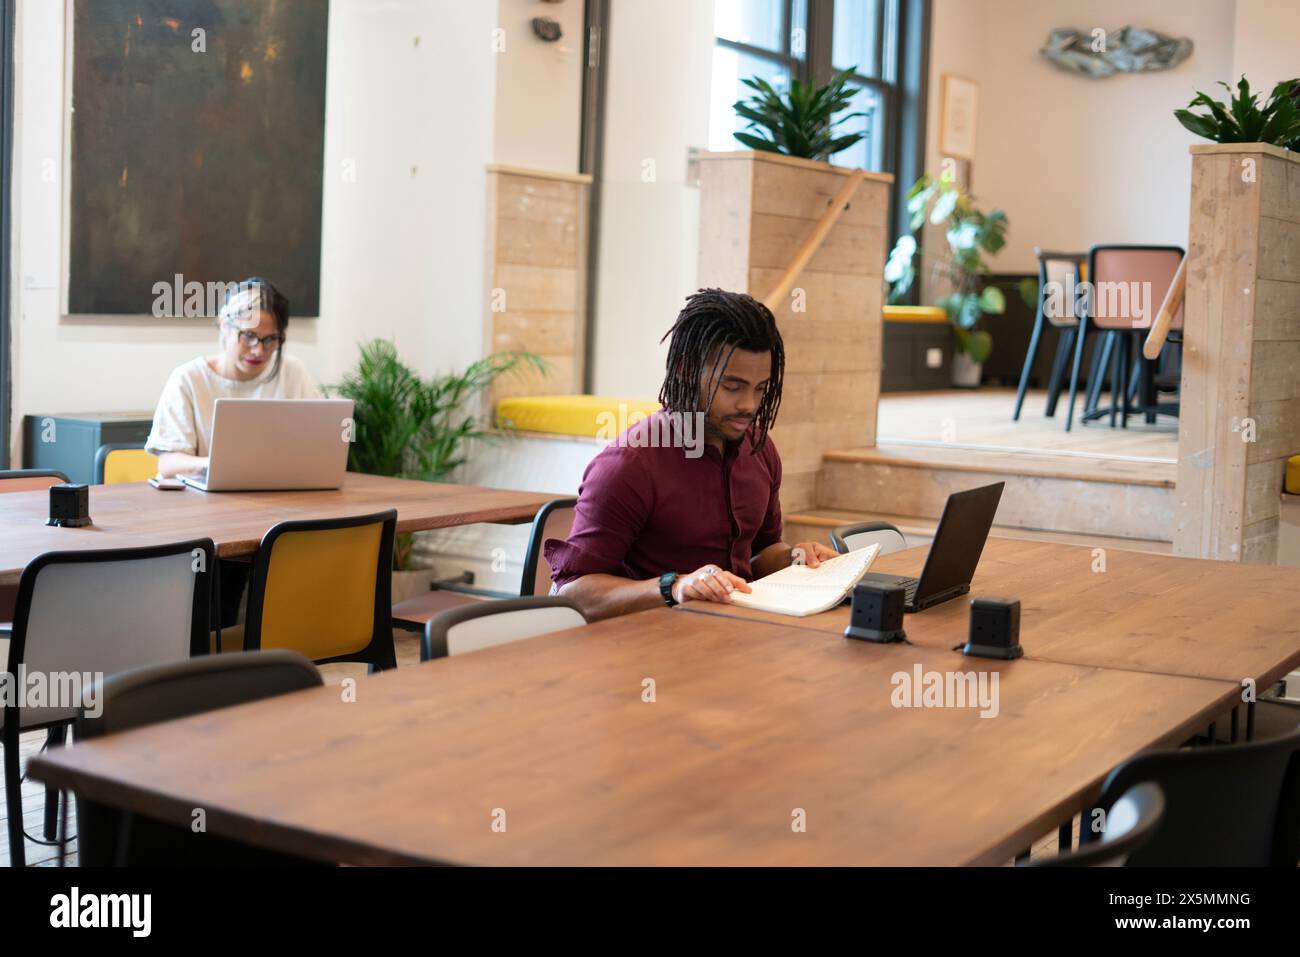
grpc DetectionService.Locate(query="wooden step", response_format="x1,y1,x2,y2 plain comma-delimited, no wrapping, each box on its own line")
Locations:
816,443,1175,543
786,509,1173,555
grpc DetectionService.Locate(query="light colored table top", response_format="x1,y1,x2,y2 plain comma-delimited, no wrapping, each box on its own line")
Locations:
677,538,1300,686
30,607,1237,866
0,473,560,585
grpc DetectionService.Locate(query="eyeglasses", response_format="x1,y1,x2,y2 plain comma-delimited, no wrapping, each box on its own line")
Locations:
225,322,284,350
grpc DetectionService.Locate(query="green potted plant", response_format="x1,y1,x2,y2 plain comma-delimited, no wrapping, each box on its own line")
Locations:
1174,75,1300,148
885,169,1029,387
329,339,544,591
732,67,866,160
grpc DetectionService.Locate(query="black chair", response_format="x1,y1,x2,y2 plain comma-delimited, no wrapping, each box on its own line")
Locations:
393,497,578,630
1030,782,1164,867
1013,249,1087,422
422,596,587,661
73,650,324,865
4,539,215,866
829,521,908,556
0,470,70,640
1079,725,1300,866
230,509,398,670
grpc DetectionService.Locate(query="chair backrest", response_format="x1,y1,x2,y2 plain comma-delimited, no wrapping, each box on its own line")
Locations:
520,498,578,596
1086,244,1185,331
1087,725,1300,866
7,540,215,730
1035,248,1087,329
79,649,322,739
0,469,69,493
1032,782,1164,867
0,472,74,628
75,650,322,866
94,444,159,484
244,509,396,667
423,596,587,660
830,521,908,556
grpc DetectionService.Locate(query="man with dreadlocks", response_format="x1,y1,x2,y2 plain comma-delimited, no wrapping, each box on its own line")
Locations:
544,288,836,621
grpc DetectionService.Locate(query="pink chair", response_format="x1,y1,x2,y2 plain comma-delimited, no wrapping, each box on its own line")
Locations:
1066,244,1184,430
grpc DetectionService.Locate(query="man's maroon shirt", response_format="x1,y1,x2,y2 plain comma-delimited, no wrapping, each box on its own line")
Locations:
545,411,784,589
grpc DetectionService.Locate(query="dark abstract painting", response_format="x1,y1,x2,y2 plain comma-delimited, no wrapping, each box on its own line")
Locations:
68,0,328,317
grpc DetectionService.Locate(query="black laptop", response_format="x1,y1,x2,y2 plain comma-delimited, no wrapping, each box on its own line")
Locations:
857,482,1005,613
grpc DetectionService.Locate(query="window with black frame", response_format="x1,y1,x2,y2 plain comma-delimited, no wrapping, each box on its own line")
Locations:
708,0,922,201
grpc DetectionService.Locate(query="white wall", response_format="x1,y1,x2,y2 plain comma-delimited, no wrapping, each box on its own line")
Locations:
493,0,584,173
1232,0,1300,92
8,0,498,464
589,0,715,400
927,0,1237,273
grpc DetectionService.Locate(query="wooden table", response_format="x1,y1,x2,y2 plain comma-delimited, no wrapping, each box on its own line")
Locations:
677,538,1300,686
29,608,1238,866
0,474,560,585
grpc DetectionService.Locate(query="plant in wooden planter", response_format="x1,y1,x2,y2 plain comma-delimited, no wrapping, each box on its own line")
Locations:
1174,75,1300,148
329,339,544,572
733,67,866,161
693,68,894,510
885,169,1030,386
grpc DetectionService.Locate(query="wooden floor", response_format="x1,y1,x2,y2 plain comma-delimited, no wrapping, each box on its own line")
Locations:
877,388,1179,463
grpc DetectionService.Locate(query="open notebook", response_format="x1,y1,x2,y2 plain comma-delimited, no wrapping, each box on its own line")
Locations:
728,544,883,617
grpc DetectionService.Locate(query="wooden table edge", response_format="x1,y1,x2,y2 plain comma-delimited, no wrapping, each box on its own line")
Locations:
25,755,457,867
962,678,1242,866
674,604,1300,687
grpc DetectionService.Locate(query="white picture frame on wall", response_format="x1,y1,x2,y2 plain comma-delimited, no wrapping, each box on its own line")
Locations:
940,74,979,160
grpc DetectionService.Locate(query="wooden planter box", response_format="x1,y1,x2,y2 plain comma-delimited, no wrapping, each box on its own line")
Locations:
483,165,592,409
695,151,893,512
1174,143,1300,564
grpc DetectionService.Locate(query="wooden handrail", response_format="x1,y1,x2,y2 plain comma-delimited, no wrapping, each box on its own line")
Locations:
762,168,867,311
1144,254,1186,360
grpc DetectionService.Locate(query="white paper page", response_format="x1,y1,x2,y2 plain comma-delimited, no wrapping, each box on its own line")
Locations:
729,544,883,617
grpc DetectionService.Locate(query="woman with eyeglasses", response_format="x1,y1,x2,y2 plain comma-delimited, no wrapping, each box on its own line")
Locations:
146,277,319,479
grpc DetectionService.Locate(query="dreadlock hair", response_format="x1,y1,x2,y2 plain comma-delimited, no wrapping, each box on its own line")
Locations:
658,288,785,453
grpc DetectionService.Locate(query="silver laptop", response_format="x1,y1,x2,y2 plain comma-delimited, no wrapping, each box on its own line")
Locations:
180,398,355,492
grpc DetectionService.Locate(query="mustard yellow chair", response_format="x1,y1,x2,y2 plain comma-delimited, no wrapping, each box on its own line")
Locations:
220,509,398,670
94,443,159,484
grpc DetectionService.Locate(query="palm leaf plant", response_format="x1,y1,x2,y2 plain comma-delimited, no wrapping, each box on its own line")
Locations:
1174,75,1300,148
329,339,546,567
733,67,866,161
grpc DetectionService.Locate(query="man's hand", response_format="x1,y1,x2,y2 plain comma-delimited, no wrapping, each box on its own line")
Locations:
673,564,752,604
789,541,837,568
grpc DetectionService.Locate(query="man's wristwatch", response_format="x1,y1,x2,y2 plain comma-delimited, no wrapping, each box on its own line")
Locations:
659,571,679,607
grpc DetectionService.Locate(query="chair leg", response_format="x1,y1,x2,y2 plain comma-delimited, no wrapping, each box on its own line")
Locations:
4,728,25,867
1118,333,1135,428
1013,312,1045,421
1044,328,1073,417
1064,317,1089,431
42,725,66,840
1108,330,1122,428
1083,330,1112,416
1057,821,1072,852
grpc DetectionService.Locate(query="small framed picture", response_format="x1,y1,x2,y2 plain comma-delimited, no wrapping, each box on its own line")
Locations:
940,75,979,160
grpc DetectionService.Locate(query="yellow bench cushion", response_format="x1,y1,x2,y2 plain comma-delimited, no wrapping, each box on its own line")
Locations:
1288,455,1300,495
496,395,662,440
882,305,949,324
